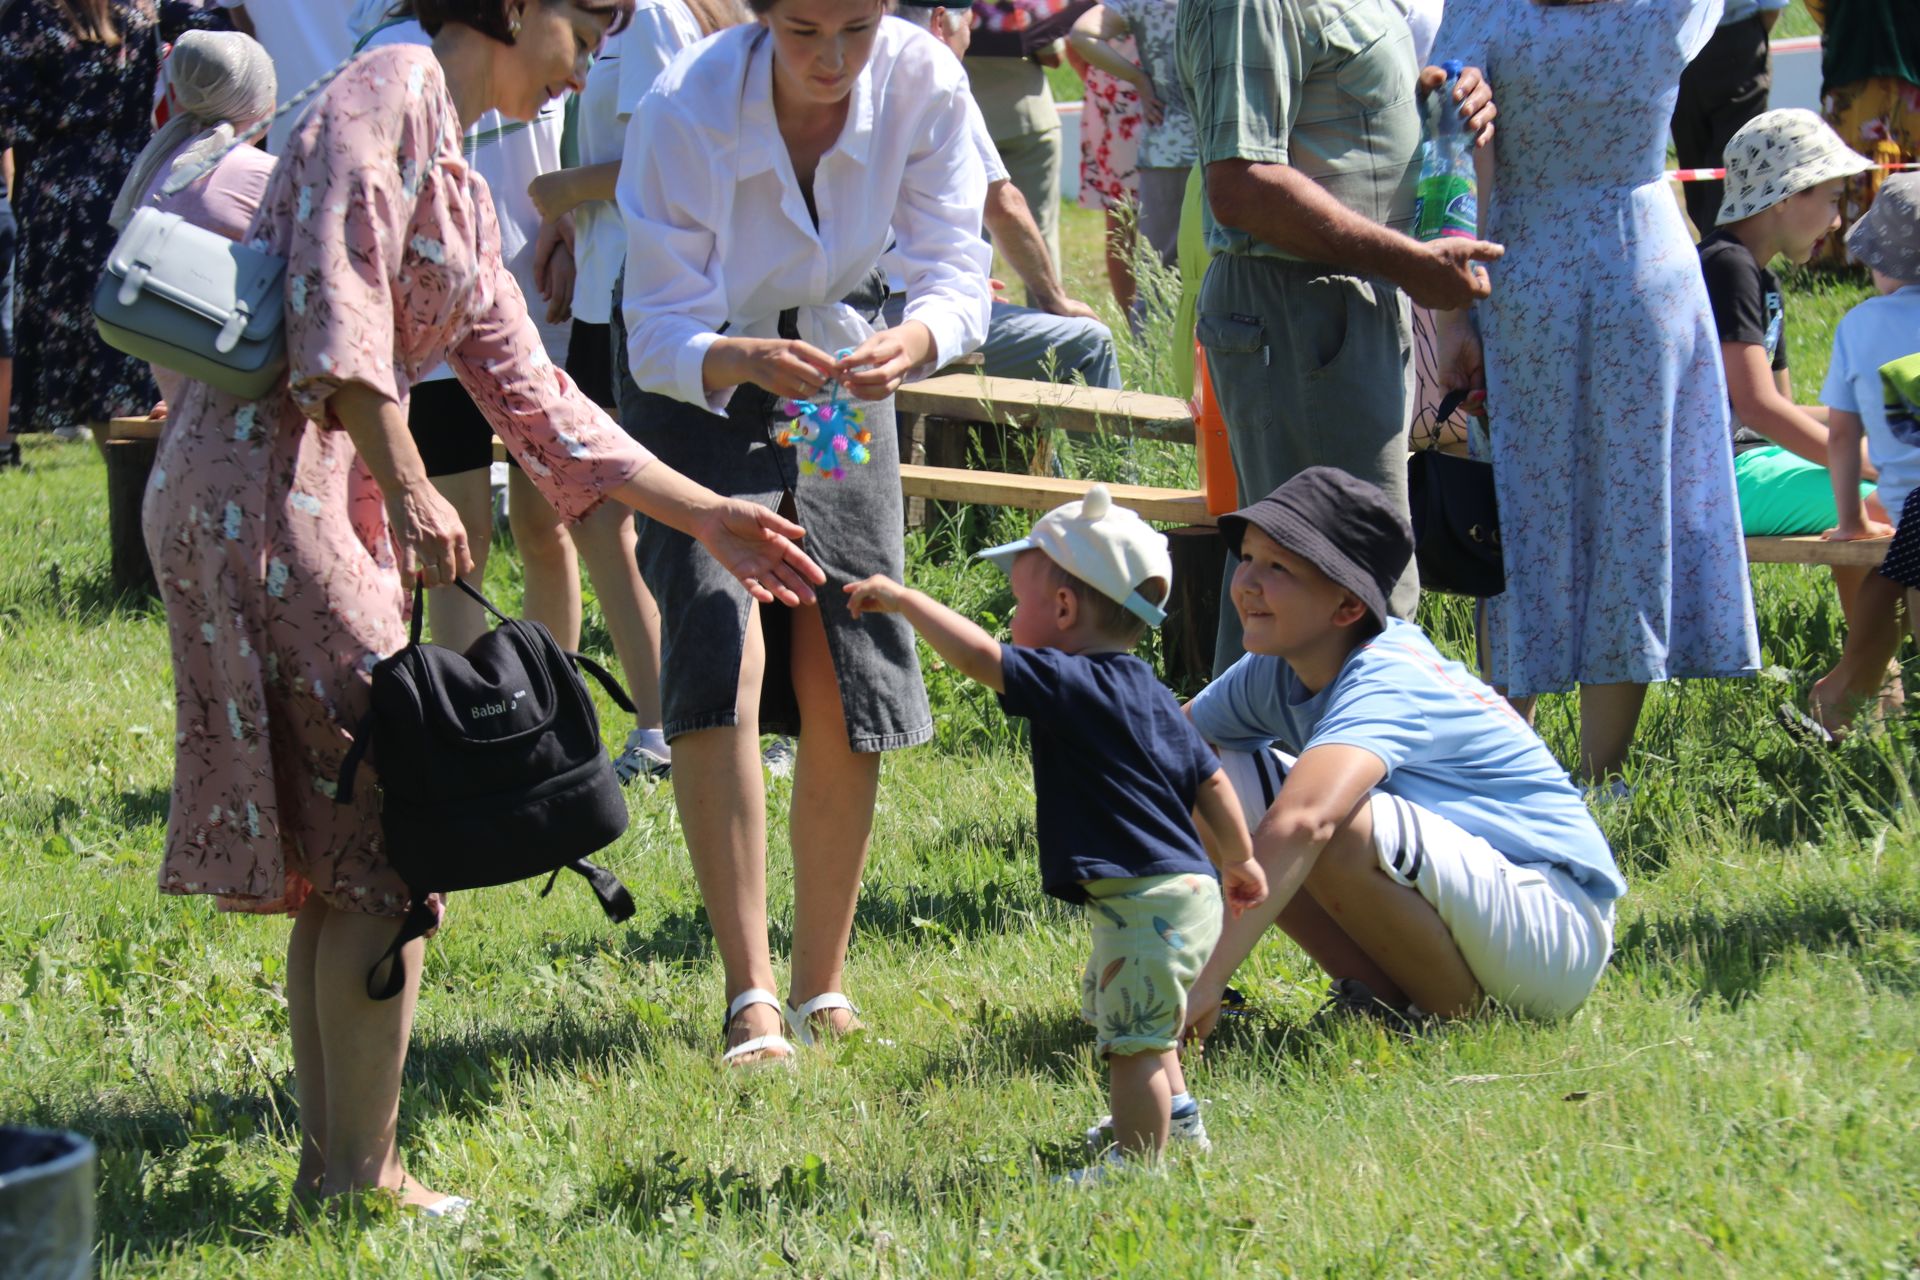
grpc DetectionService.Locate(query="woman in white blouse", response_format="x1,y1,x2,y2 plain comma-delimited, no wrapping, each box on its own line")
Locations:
616,0,990,1064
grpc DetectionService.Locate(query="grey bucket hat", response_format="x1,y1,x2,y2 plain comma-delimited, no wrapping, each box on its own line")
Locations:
1846,174,1920,281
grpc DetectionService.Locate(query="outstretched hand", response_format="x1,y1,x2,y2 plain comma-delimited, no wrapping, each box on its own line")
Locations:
843,573,909,618
694,500,826,606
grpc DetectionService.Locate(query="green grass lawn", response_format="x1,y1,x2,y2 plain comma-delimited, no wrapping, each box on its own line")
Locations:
4,255,1918,1273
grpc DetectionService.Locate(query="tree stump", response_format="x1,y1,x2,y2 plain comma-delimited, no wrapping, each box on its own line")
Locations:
1162,525,1224,695
103,437,159,599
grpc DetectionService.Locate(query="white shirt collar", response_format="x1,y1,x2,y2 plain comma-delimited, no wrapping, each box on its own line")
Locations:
737,27,878,180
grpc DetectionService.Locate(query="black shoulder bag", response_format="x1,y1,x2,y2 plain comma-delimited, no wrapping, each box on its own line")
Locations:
1407,389,1505,598
337,580,638,999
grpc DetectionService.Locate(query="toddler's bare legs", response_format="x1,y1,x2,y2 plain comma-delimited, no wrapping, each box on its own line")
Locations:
1109,1049,1179,1160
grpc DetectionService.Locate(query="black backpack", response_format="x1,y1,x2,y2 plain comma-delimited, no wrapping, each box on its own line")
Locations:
338,580,637,999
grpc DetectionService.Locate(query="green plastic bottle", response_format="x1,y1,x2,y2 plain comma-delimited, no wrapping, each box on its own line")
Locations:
1414,60,1478,242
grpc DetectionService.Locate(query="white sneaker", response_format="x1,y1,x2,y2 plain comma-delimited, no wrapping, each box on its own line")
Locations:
1585,778,1633,807
1083,1104,1212,1155
762,736,796,779
1056,1149,1126,1189
612,728,671,785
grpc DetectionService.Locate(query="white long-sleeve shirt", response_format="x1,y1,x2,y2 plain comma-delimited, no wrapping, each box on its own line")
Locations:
618,21,991,414
573,0,702,323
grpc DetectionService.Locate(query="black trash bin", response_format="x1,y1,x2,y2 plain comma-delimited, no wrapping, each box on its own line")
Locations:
0,1128,95,1280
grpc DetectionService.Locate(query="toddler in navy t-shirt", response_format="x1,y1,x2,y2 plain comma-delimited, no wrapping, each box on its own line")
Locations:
847,486,1265,1182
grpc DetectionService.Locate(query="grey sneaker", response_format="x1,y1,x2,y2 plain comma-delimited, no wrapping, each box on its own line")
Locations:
1084,1104,1212,1155
612,729,671,785
762,736,796,779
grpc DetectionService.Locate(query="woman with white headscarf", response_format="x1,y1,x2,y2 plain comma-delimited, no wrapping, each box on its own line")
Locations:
110,28,278,409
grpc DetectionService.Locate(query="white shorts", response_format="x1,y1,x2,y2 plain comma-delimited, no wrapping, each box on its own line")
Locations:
1216,748,1614,1019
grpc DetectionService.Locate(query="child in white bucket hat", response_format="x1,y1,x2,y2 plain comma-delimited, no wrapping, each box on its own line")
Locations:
1825,175,1920,676
845,485,1265,1181
1701,109,1896,736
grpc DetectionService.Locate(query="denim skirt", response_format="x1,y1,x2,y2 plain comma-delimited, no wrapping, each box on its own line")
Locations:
610,296,931,753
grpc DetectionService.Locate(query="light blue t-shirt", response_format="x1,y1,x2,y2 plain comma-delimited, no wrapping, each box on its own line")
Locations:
1822,286,1920,520
1188,619,1626,903
1718,0,1788,27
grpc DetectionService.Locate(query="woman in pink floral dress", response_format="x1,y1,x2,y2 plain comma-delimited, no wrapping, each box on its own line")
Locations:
143,0,823,1215
1067,26,1141,312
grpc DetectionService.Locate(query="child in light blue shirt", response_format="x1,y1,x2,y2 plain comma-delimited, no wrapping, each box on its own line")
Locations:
1182,467,1622,1032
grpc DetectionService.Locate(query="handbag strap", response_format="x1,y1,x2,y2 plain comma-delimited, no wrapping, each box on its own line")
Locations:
567,650,638,716
366,895,438,1000
1413,388,1476,453
543,858,637,923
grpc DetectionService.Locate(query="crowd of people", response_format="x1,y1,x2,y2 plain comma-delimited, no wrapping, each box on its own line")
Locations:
0,0,1917,1211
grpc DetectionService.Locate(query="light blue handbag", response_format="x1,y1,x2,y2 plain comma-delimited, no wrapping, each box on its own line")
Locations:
93,207,288,401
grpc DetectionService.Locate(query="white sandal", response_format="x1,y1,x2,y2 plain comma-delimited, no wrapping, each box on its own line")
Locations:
721,988,796,1067
414,1194,472,1221
782,992,858,1048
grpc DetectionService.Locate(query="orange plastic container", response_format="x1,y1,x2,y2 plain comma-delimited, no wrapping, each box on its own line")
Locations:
1191,343,1238,517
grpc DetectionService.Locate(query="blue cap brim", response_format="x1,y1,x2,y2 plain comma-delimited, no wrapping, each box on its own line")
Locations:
975,538,1035,575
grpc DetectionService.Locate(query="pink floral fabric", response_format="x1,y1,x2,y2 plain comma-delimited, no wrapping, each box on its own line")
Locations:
142,46,653,917
1075,41,1142,214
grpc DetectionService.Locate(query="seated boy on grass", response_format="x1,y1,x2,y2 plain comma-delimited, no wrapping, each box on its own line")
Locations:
1826,175,1920,664
1179,468,1623,1034
1702,109,1900,737
845,486,1266,1176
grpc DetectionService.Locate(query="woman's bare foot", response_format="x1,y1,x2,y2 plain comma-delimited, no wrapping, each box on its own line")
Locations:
725,1001,794,1066
398,1173,455,1209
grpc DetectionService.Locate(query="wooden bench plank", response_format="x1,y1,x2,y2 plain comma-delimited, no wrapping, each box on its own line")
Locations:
134,406,1886,572
1745,535,1888,568
899,464,1213,526
896,374,1195,443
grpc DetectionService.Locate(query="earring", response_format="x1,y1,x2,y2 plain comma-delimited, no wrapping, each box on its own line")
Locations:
508,8,522,34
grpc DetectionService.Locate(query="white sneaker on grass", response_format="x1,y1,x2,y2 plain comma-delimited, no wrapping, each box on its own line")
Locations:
1083,1103,1212,1155
612,728,671,785
762,736,796,779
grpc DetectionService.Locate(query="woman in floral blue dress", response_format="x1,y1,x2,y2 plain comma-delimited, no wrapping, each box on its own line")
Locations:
0,0,229,436
1434,0,1760,784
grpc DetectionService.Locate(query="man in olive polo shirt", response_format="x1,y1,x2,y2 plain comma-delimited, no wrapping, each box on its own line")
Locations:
965,31,1066,294
1178,0,1502,672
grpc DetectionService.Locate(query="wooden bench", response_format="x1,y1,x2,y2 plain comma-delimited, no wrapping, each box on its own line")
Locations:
894,374,1195,445
110,393,1892,600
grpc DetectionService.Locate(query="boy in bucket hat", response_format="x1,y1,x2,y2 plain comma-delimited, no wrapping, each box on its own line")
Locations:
1825,175,1920,654
845,485,1266,1180
1702,109,1899,735
1181,467,1624,1037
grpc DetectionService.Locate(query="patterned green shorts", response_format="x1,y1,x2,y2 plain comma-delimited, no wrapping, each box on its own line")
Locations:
1079,873,1224,1056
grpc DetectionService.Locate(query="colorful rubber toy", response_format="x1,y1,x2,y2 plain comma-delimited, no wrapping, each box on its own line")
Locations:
773,347,873,480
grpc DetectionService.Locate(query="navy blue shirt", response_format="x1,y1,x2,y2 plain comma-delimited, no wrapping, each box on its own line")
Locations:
997,646,1221,902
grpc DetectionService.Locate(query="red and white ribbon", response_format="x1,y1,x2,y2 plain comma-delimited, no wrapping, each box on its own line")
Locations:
1666,161,1920,183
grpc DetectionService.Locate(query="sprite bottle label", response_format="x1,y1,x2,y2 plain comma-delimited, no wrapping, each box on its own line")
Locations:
1414,174,1478,241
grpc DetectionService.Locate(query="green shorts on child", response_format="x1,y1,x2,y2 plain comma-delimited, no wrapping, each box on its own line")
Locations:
1080,873,1224,1056
1733,444,1876,536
